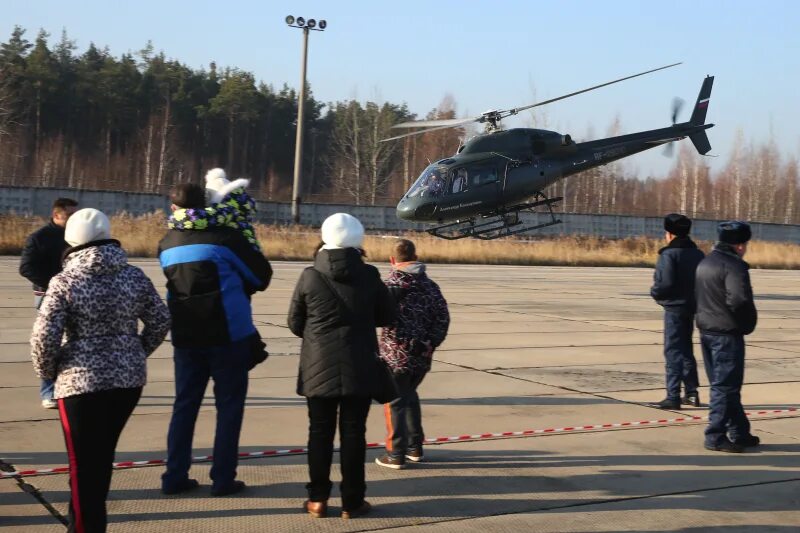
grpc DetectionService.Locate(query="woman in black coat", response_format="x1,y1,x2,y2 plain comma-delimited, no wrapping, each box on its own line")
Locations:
288,213,395,519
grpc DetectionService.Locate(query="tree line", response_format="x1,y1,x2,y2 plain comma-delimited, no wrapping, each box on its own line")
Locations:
1,26,797,223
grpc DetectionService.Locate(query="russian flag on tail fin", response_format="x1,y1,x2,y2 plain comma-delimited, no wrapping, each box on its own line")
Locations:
689,76,714,154
690,76,714,126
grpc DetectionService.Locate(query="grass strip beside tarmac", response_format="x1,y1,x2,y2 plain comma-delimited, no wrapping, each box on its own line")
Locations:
3,213,800,269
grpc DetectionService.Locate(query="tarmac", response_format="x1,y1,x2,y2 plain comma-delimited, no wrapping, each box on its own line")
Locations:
1,257,799,532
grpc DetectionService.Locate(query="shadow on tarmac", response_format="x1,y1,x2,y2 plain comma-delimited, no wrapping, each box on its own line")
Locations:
3,446,800,527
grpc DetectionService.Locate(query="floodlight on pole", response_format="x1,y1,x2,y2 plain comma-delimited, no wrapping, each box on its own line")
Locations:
286,15,326,224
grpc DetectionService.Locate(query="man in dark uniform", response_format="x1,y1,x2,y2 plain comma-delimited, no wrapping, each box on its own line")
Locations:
695,221,758,453
649,214,705,410
19,197,78,409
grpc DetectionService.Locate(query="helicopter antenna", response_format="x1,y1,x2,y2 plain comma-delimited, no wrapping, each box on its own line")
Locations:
381,62,682,142
491,152,515,161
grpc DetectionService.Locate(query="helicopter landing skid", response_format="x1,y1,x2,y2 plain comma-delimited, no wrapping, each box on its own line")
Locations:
427,195,563,240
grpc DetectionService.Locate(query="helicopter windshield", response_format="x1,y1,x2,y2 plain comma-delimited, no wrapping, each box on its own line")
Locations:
406,165,446,199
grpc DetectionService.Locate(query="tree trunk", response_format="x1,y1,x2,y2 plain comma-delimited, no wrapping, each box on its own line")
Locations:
679,156,688,213
157,98,171,189
105,121,112,175
403,137,410,195
353,106,361,205
227,114,235,169
144,122,153,190
34,84,41,161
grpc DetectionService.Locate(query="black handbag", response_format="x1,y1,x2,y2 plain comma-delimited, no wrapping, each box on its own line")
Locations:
248,333,269,371
314,269,398,404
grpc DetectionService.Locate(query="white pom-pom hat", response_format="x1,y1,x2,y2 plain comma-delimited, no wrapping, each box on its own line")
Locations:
65,208,112,247
320,213,364,250
204,168,250,204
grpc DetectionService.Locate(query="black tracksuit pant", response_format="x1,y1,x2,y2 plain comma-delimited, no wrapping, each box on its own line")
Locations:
305,396,371,511
58,387,142,533
384,371,425,460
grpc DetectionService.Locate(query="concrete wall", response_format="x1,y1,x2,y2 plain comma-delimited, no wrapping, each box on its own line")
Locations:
2,185,798,243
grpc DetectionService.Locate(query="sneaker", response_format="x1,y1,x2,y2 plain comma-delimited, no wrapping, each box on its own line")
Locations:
647,398,681,410
41,399,58,410
375,454,405,470
341,501,372,519
210,480,246,496
733,434,761,447
405,449,424,463
704,439,744,453
681,393,701,408
161,478,199,495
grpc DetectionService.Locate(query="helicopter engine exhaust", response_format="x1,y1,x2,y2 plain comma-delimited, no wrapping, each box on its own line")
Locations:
561,134,573,146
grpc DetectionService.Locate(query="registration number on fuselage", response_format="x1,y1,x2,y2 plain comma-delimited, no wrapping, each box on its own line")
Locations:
593,146,626,161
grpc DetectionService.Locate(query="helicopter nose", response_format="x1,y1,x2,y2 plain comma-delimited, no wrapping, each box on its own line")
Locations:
396,199,414,221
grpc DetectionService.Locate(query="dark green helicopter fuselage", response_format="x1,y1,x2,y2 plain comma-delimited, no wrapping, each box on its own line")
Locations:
396,121,711,224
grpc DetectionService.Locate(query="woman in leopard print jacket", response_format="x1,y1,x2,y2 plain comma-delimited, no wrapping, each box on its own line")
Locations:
30,208,170,533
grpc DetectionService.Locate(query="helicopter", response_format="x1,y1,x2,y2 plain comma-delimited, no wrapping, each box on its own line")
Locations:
384,63,714,240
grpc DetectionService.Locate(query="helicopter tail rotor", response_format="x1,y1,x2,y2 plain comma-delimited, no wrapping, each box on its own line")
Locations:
663,97,686,157
671,97,685,125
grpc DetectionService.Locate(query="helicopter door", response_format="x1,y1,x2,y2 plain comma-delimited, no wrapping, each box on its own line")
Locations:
449,164,501,212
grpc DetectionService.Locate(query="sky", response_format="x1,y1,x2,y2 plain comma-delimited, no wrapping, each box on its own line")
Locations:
3,0,800,178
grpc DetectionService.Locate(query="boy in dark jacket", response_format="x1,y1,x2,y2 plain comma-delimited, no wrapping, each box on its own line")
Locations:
19,197,78,409
695,221,759,453
649,214,705,410
376,239,450,469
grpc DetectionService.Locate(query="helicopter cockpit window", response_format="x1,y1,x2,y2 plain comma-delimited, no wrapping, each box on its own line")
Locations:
406,165,446,199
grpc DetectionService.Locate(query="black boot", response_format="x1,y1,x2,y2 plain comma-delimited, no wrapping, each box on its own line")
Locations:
648,398,681,410
681,392,701,407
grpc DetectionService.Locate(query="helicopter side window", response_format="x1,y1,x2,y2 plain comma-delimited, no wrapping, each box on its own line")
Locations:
468,165,499,187
450,168,468,194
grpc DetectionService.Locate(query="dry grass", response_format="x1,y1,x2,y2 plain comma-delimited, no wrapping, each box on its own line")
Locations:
2,213,800,269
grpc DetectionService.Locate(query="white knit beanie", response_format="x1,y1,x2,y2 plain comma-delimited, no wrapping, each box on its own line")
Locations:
321,213,364,250
205,168,250,204
64,208,111,247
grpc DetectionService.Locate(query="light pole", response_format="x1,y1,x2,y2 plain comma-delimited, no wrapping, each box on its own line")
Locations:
286,15,327,224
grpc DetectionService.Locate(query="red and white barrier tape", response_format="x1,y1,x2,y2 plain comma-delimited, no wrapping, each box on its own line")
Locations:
2,408,795,479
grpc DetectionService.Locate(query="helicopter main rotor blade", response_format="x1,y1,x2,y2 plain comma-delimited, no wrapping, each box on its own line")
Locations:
506,62,682,115
380,120,474,142
391,117,477,129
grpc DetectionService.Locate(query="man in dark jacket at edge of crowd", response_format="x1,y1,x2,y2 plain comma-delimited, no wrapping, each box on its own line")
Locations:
19,197,78,409
695,221,759,453
648,213,705,410
375,239,450,469
158,184,272,496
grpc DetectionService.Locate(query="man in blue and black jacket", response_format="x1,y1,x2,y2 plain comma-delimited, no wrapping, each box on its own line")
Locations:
158,184,272,497
649,214,705,410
